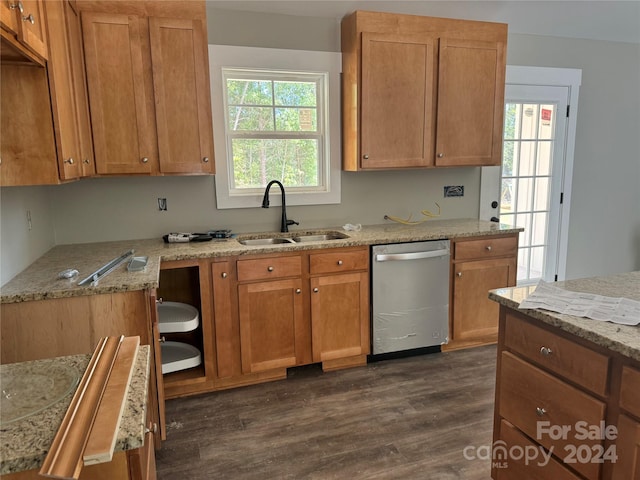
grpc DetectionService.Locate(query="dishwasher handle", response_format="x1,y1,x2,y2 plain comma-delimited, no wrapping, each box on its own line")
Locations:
375,249,450,262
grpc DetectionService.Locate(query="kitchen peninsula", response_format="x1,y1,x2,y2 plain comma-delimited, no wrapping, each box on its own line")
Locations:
489,271,640,480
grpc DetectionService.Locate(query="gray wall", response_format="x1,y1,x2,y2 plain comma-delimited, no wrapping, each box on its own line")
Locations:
1,7,639,285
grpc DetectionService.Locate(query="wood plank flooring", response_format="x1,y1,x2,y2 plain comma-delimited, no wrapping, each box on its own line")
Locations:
156,345,497,479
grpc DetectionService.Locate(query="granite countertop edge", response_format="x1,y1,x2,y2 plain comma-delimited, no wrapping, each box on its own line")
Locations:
2,219,522,304
489,271,640,363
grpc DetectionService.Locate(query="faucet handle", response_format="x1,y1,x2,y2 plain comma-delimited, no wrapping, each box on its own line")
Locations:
286,219,299,227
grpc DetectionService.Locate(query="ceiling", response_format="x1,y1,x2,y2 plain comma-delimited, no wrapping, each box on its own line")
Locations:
206,1,640,44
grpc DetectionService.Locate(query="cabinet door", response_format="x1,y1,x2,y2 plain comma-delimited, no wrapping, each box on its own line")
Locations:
310,272,369,362
16,0,47,59
453,257,516,340
43,0,82,180
435,38,505,167
360,32,437,169
149,17,214,174
0,64,59,186
613,414,640,480
1,0,18,34
148,291,166,443
238,279,303,373
82,12,157,174
211,261,240,379
65,0,95,176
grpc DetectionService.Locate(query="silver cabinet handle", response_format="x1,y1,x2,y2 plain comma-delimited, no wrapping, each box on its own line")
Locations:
203,157,209,163
437,153,444,158
10,2,24,13
295,288,301,294
159,336,166,343
64,158,74,165
221,272,228,278
540,346,553,356
456,272,462,277
362,154,369,159
267,266,274,272
23,12,34,24
145,422,158,434
486,245,492,251
156,297,163,304
337,260,343,266
83,158,90,164
536,407,547,417
313,287,319,293
141,157,149,163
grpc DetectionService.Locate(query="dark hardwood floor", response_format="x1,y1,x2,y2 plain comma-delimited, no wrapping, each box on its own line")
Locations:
156,345,497,479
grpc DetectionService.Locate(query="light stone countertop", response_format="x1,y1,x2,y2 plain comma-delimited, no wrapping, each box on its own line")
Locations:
489,271,640,362
1,218,521,304
0,345,150,475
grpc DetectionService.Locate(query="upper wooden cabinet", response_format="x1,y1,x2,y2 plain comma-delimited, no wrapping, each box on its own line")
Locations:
341,11,507,171
0,0,48,65
80,1,214,175
1,0,93,186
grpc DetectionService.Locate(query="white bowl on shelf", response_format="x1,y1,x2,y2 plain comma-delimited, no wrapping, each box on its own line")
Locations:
157,301,199,334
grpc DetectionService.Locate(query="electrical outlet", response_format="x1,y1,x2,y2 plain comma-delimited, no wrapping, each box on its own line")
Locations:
26,210,32,230
444,186,464,197
158,198,167,211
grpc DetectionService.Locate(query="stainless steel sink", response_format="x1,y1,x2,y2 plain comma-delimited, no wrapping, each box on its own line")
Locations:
237,231,349,246
238,237,296,246
291,232,350,242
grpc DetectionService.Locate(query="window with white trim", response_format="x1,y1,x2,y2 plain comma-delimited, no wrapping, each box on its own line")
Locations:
223,69,326,192
209,46,341,209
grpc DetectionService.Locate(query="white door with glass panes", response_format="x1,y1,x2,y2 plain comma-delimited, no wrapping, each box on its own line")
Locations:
480,67,581,285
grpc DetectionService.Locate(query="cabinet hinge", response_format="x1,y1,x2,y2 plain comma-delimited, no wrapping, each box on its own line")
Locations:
566,105,570,117
554,274,558,282
560,192,564,204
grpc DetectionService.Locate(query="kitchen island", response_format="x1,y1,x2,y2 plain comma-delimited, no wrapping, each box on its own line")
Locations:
0,345,154,479
489,271,640,480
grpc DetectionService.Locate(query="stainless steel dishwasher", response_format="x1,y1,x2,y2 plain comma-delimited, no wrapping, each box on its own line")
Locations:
371,240,450,355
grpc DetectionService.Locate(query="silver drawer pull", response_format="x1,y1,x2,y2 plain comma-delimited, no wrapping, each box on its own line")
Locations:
540,346,553,356
267,266,274,272
536,407,547,417
295,288,301,294
486,245,492,251
313,287,319,293
221,272,227,278
337,260,343,266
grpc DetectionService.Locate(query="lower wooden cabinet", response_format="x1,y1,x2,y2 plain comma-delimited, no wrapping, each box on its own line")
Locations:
493,307,640,480
310,271,369,367
238,278,305,373
159,246,370,399
446,234,517,350
612,415,640,480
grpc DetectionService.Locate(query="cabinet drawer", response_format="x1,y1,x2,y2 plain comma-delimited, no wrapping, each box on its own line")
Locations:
499,352,605,480
620,366,640,419
454,235,517,260
504,313,609,396
237,255,302,282
309,249,368,275
496,419,582,480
